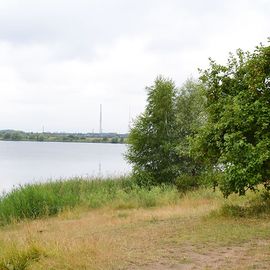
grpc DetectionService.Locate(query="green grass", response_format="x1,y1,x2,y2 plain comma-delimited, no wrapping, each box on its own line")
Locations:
0,243,44,270
1,175,270,226
0,177,179,225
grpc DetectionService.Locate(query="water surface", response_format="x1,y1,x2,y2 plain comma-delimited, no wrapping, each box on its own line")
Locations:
0,141,131,192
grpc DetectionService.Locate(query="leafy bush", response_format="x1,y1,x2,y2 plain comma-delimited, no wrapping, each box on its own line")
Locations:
175,175,201,192
217,191,270,218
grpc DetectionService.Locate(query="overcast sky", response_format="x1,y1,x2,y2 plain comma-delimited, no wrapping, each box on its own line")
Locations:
0,0,269,133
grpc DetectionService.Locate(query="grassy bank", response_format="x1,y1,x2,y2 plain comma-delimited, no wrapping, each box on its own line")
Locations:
0,177,179,225
1,178,270,269
0,187,270,269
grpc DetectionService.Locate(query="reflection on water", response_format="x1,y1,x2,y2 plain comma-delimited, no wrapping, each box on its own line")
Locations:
0,141,131,192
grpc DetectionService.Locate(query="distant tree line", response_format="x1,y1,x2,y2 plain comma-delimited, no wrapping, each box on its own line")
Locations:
126,40,270,197
0,130,127,144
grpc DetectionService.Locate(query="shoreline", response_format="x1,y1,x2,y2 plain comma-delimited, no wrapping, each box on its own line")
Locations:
0,139,126,144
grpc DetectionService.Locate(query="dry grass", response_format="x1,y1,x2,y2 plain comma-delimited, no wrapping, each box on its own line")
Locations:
0,189,270,270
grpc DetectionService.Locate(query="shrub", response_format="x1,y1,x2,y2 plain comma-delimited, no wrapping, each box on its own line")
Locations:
175,174,201,193
217,190,270,218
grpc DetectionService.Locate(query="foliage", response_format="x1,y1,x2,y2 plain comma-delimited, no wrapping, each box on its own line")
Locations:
175,79,207,176
193,42,270,197
126,76,180,185
175,174,201,192
174,170,223,193
214,190,270,218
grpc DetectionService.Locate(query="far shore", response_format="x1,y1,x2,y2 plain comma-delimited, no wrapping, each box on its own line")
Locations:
0,138,126,144
0,129,128,144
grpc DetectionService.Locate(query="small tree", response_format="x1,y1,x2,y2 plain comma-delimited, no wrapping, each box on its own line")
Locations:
126,76,180,186
194,42,270,197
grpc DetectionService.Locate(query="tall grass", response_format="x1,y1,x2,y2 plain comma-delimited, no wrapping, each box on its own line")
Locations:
0,243,44,270
0,176,179,225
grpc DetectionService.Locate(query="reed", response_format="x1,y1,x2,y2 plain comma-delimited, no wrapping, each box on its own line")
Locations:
0,176,179,225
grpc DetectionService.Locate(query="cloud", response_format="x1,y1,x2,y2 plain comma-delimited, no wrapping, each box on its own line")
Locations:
0,0,269,132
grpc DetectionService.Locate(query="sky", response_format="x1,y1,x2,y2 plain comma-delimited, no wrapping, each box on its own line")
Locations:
0,0,269,133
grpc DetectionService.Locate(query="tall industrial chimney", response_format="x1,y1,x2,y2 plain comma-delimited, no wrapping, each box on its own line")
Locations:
99,104,102,134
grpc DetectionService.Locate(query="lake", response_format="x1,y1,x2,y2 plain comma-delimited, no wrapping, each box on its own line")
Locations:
0,141,131,192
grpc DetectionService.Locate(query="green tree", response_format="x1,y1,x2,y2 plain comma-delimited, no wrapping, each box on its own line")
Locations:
111,137,119,143
3,133,11,140
11,132,23,141
126,76,180,186
176,79,206,176
194,42,270,197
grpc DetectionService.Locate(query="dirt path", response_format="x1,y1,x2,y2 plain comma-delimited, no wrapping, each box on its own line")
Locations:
125,239,270,270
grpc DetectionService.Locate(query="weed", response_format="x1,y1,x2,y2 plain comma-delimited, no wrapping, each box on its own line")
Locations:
0,244,44,270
